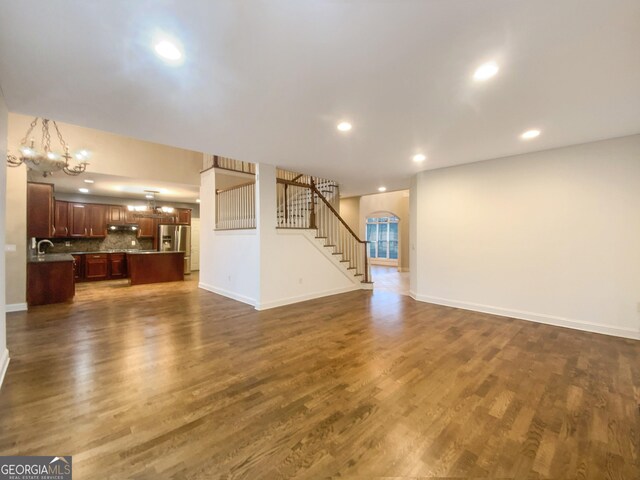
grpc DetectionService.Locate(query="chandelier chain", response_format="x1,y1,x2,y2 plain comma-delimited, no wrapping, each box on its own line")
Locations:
20,117,39,145
53,121,68,152
41,119,52,152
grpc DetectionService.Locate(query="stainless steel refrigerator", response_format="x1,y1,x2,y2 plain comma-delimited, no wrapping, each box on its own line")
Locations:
158,225,191,274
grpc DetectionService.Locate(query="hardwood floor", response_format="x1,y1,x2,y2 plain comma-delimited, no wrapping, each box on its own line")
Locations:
1,276,639,479
370,265,410,295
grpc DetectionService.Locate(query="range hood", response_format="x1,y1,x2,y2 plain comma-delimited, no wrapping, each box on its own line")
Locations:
107,224,139,233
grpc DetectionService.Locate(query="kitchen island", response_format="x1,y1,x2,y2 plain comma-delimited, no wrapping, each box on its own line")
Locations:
126,251,185,286
27,253,75,306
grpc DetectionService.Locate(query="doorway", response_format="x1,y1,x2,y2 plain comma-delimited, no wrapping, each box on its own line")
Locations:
365,212,409,294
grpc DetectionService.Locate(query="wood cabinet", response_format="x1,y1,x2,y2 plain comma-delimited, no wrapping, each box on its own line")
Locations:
109,253,127,278
85,253,109,280
53,200,69,238
68,203,88,237
176,208,192,225
86,204,107,238
27,260,75,306
72,254,84,282
108,205,126,224
27,182,54,238
137,216,156,238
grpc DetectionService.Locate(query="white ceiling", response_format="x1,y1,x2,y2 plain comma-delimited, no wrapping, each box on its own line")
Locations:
1,1,639,196
33,172,200,203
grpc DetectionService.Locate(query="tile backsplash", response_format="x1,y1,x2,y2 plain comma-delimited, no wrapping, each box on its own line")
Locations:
47,231,154,253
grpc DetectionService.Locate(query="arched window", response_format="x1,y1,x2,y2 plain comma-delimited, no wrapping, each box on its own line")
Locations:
366,215,399,260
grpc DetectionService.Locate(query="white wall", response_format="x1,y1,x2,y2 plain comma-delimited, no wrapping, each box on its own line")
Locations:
0,87,9,387
411,134,640,340
198,168,259,305
257,164,357,310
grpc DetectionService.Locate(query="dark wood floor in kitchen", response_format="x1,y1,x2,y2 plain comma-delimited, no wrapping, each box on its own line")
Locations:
1,275,639,479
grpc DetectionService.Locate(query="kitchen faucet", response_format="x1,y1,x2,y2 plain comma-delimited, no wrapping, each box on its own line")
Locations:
37,239,54,255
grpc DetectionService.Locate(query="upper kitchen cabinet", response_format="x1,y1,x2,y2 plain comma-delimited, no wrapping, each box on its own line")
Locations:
176,208,192,225
68,203,88,237
137,216,156,238
108,205,126,225
86,204,107,238
53,200,69,238
27,182,54,238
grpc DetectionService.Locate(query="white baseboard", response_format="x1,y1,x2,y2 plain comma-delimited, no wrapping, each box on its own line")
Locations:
198,282,257,307
413,294,640,340
255,285,360,310
0,348,9,390
6,303,27,313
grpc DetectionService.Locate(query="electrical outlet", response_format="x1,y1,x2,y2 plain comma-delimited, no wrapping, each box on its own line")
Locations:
131,240,136,246
65,241,71,247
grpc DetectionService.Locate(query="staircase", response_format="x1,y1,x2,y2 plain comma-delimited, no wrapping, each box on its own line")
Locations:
276,169,371,285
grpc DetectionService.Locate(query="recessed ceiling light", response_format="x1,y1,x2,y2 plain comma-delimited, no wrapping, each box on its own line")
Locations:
154,39,183,62
83,179,94,184
473,61,499,81
337,122,352,132
78,188,89,193
378,186,387,192
413,153,426,163
521,129,541,140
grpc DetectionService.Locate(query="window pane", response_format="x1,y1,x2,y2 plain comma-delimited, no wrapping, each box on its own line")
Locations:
378,223,388,258
366,224,377,257
389,222,398,259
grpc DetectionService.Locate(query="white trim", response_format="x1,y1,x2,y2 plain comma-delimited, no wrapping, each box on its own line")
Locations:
214,229,257,236
198,282,257,307
0,349,9,390
255,284,360,310
412,294,640,340
6,303,27,313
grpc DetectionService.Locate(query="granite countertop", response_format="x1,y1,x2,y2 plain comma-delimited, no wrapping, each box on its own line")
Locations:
127,251,186,255
28,253,75,263
66,249,158,254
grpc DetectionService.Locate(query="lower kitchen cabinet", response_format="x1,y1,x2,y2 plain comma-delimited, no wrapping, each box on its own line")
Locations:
72,254,84,282
109,253,127,278
85,253,109,281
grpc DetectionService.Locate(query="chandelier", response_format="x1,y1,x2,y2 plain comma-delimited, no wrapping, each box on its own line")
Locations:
127,191,175,219
6,117,88,176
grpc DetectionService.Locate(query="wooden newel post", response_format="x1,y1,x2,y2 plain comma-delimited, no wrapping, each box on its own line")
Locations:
213,155,219,169
309,179,316,229
364,242,369,282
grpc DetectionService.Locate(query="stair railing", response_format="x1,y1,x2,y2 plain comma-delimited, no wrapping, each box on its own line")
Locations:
215,181,256,230
275,177,370,283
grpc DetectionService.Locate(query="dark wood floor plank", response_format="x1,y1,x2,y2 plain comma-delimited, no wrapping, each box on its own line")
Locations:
0,275,639,479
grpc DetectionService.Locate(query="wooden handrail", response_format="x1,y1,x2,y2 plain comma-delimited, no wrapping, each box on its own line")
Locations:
310,184,366,244
276,177,365,243
216,181,255,195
